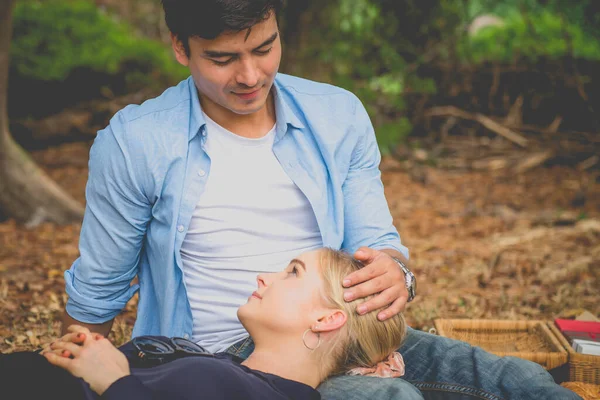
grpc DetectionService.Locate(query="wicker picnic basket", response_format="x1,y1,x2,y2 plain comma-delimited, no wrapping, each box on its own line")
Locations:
433,319,569,370
548,322,600,385
560,382,600,400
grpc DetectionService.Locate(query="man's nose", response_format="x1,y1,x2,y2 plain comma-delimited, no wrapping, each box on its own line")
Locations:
235,58,260,88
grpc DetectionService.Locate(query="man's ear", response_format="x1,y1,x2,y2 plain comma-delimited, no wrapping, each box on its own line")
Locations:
170,33,190,67
314,310,347,333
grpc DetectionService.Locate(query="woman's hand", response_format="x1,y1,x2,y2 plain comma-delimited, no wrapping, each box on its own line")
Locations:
43,333,130,395
40,325,103,357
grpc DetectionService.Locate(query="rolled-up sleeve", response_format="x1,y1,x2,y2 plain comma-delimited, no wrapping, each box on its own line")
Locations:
341,97,409,259
65,112,152,323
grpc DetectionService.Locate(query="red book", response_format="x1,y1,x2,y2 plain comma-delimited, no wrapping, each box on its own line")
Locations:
554,319,600,342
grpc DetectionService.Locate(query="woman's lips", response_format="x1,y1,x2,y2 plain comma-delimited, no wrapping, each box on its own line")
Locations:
251,291,262,300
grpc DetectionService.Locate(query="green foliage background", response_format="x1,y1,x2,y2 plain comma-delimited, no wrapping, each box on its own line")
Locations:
11,0,187,88
302,0,599,151
8,0,600,149
460,1,600,63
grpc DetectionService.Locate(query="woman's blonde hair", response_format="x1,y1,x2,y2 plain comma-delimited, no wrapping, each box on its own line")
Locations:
317,248,407,377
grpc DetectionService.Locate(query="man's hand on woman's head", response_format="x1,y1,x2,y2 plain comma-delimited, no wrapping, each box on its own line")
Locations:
40,325,104,358
342,247,409,321
43,331,130,395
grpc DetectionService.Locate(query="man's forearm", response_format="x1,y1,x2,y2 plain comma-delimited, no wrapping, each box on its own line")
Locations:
61,310,114,337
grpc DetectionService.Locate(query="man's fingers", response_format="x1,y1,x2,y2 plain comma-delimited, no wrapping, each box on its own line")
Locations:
376,295,408,321
344,274,390,302
353,247,378,263
343,257,386,288
353,285,404,315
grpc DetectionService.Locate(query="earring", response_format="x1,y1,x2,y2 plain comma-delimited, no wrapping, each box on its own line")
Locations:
302,328,321,351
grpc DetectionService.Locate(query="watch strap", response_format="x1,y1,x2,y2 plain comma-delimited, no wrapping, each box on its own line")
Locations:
391,256,416,302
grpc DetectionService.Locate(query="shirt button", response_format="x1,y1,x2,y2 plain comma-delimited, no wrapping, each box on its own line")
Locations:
183,334,190,339
202,131,207,137
197,169,206,177
177,225,184,232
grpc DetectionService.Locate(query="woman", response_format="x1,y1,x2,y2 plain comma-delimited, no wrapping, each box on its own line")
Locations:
0,248,407,399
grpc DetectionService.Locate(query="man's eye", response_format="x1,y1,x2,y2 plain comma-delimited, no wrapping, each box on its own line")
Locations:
211,58,234,66
255,48,272,56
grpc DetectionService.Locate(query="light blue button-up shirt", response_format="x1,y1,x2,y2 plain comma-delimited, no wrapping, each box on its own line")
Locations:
65,74,409,339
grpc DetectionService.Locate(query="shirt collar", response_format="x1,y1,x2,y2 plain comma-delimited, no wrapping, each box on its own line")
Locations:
272,76,305,141
187,75,305,143
188,76,206,142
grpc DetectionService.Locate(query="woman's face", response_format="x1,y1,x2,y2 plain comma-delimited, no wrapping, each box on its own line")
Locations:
238,250,329,337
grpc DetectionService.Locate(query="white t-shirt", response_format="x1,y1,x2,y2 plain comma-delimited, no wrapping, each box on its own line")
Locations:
180,113,323,352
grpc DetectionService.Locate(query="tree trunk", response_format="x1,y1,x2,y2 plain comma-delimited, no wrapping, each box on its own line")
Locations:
0,0,84,225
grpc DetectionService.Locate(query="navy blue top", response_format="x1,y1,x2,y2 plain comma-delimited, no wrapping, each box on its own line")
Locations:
79,342,320,400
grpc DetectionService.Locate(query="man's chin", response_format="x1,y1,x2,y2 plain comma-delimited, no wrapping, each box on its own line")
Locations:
226,99,268,115
229,106,265,116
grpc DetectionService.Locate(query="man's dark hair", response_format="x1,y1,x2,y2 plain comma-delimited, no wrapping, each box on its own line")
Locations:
162,0,285,56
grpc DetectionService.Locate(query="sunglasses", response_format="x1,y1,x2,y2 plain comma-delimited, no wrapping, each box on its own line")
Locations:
131,336,212,367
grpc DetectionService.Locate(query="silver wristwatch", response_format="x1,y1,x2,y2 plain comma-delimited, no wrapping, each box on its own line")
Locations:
391,256,417,302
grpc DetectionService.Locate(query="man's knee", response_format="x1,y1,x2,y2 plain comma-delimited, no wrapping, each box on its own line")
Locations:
485,356,584,399
495,355,551,384
318,375,424,400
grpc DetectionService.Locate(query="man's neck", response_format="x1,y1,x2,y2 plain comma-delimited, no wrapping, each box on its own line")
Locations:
241,343,323,388
199,92,276,139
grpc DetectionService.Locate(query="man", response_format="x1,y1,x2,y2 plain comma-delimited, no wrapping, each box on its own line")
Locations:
61,1,580,399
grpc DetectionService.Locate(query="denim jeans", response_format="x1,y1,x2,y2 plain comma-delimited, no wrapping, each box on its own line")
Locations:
225,328,582,400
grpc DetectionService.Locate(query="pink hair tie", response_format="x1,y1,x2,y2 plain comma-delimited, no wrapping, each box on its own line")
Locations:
346,352,405,378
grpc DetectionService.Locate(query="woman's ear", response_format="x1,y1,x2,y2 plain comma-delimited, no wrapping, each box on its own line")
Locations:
314,310,347,333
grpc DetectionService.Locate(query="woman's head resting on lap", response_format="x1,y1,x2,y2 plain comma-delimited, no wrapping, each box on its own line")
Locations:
237,247,407,379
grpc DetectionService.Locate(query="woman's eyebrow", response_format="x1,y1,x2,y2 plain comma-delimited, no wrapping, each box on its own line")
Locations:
289,258,306,271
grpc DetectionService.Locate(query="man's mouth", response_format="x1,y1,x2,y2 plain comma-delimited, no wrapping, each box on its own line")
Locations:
233,87,262,100
235,89,259,94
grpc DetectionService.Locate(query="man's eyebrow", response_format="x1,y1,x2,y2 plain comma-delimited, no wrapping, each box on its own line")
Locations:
255,32,279,49
290,258,307,271
203,32,278,58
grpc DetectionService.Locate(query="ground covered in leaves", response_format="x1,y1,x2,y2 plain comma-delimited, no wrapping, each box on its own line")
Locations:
0,140,598,352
